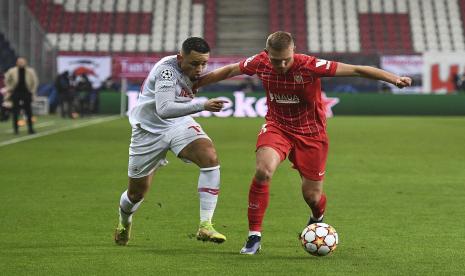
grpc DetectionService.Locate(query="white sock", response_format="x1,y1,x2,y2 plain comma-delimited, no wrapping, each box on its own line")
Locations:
119,190,143,226
248,231,261,237
310,215,324,222
198,166,220,223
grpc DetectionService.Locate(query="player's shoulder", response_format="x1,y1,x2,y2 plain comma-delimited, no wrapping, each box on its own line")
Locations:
153,56,179,81
245,51,267,63
295,53,317,63
296,54,329,69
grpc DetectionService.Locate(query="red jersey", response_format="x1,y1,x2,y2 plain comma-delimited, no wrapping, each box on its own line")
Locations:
239,52,338,136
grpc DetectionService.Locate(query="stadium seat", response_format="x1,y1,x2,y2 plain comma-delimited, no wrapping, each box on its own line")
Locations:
112,34,124,51
71,33,84,51
129,0,140,12
84,34,97,51
141,0,153,12
77,0,89,12
64,0,77,12
116,0,128,12
58,33,71,51
97,33,111,51
102,0,114,12
396,0,408,12
137,34,150,52
125,34,137,52
383,0,395,13
89,0,102,12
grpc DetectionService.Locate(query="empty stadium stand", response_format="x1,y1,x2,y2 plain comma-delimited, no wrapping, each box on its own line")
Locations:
23,0,465,55
306,0,465,54
28,0,215,54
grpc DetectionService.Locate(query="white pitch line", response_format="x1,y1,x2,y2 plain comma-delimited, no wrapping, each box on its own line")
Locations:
4,121,56,134
0,115,121,147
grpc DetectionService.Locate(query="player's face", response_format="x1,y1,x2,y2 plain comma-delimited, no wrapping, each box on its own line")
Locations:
266,45,295,74
178,50,210,81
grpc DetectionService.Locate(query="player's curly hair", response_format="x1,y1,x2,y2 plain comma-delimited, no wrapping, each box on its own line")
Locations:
266,31,294,51
182,37,210,54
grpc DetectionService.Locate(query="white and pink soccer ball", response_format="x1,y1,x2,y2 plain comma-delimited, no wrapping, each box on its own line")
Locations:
300,223,339,256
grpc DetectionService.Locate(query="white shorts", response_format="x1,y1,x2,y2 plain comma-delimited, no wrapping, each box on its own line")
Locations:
128,120,210,178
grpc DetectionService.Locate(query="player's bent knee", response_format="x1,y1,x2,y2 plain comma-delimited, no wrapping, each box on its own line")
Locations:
198,149,219,167
255,166,274,182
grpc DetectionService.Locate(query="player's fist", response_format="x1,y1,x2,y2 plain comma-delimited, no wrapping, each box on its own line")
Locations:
204,98,228,112
395,77,412,88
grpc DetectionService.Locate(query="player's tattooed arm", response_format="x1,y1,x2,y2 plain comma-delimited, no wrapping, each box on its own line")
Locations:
335,63,412,88
196,63,242,88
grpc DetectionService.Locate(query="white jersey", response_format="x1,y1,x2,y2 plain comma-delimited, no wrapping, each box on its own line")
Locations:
129,55,206,134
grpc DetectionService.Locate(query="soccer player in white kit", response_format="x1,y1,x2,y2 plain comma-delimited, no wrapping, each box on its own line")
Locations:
114,37,228,245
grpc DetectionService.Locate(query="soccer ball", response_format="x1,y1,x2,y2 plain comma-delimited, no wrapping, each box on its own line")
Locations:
300,223,338,256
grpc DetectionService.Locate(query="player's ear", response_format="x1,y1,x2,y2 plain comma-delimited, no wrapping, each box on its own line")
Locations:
176,53,183,63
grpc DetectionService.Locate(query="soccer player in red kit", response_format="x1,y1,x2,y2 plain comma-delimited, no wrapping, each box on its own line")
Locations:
196,31,412,254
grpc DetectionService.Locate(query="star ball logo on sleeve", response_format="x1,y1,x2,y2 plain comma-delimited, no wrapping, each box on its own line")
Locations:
161,69,174,80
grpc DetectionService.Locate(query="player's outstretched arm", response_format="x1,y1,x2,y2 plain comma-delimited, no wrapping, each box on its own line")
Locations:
196,63,242,88
335,63,412,88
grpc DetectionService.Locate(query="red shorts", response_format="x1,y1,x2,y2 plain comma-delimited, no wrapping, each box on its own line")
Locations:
256,123,329,181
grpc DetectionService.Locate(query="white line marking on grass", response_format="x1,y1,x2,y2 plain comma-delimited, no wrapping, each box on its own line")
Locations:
0,116,120,147
4,121,56,134
35,121,56,128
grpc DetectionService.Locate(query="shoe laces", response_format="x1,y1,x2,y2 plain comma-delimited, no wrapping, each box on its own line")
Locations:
199,221,216,231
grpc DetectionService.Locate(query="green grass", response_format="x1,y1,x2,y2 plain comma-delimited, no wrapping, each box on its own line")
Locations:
1,116,465,275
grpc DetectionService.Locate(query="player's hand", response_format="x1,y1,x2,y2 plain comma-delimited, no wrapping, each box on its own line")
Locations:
395,77,412,88
204,98,228,112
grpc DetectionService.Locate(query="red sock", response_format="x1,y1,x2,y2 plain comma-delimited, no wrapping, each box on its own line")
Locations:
312,193,327,219
248,178,270,232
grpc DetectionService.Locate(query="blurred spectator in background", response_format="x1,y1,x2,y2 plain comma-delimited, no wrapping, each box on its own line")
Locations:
55,71,73,118
4,57,38,134
75,74,92,117
380,82,392,94
454,72,465,93
0,86,11,121
99,76,120,92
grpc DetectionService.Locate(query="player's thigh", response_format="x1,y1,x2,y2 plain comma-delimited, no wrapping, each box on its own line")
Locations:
290,133,328,181
255,124,292,176
128,127,169,179
169,121,216,167
255,146,282,178
177,138,218,167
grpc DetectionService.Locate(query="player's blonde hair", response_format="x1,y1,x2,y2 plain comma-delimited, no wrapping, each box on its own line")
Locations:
266,31,294,51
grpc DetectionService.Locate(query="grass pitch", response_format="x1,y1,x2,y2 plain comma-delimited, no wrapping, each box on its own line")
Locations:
1,116,464,275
